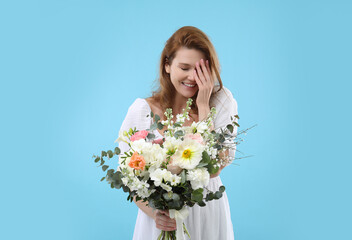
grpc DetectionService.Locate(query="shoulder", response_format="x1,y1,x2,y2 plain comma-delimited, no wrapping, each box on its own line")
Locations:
120,98,152,131
211,86,238,110
127,98,151,113
211,86,238,129
123,98,151,124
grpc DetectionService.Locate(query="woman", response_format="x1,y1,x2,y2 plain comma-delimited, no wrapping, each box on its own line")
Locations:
118,26,238,240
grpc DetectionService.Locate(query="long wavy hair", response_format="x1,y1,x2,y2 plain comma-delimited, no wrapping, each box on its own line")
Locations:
151,26,223,118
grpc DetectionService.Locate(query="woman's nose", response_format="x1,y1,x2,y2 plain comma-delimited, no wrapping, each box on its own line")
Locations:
188,70,195,80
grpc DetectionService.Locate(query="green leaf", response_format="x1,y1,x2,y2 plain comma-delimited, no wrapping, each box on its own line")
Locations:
102,165,109,171
114,147,121,155
173,122,182,127
172,193,180,201
191,188,204,203
174,130,184,138
234,115,240,119
163,192,172,201
107,169,115,177
154,114,161,123
150,123,157,131
201,151,211,164
180,170,186,183
226,124,234,133
122,185,129,192
114,179,123,189
100,159,105,166
205,192,214,201
234,122,240,127
94,156,100,163
193,188,203,195
151,111,154,118
157,122,164,130
215,191,222,199
219,186,225,193
107,150,113,158
192,194,203,203
147,133,156,140
100,177,105,181
207,164,219,175
197,162,208,168
101,151,107,157
198,201,206,207
168,200,182,209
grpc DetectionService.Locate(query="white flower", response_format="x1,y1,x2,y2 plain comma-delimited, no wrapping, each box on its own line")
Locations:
121,177,129,185
114,130,129,143
194,121,209,134
176,114,184,122
186,168,210,190
205,146,218,159
160,183,172,192
149,168,181,188
150,168,164,186
130,139,152,153
142,143,166,168
129,177,143,192
172,138,205,170
163,136,181,155
136,181,154,198
169,174,181,186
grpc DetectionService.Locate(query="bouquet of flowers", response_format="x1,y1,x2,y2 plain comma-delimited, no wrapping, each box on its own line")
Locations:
93,98,247,240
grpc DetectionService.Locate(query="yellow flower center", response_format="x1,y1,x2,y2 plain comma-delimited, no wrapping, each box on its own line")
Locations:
182,149,192,159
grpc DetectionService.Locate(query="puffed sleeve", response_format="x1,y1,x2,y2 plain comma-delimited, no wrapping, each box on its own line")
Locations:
117,98,152,154
211,86,239,161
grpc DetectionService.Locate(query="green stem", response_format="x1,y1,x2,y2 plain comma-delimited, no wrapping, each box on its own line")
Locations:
184,223,191,239
157,231,162,240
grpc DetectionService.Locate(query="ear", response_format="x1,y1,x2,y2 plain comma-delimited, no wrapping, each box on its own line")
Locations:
165,62,170,74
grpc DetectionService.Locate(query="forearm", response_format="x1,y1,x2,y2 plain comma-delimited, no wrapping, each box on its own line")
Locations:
133,196,156,220
198,104,210,122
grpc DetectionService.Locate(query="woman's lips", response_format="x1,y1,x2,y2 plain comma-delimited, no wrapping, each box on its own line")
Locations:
182,82,197,88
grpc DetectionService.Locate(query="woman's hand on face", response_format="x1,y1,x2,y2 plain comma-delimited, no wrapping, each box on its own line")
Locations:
194,59,214,108
154,209,177,231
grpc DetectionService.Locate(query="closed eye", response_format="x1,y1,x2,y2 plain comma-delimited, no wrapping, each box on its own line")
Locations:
181,67,189,71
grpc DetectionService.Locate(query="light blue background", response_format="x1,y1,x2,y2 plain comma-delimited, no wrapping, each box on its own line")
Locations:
1,0,351,239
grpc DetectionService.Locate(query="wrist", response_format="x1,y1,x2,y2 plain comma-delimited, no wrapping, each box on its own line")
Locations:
197,103,210,111
197,105,210,122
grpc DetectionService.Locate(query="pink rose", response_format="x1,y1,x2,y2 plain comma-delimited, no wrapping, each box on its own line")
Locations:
185,133,204,144
130,130,149,142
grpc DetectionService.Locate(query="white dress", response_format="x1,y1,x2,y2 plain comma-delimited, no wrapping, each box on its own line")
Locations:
118,86,238,240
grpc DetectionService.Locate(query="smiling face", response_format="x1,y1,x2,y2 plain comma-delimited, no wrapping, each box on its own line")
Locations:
165,47,206,100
